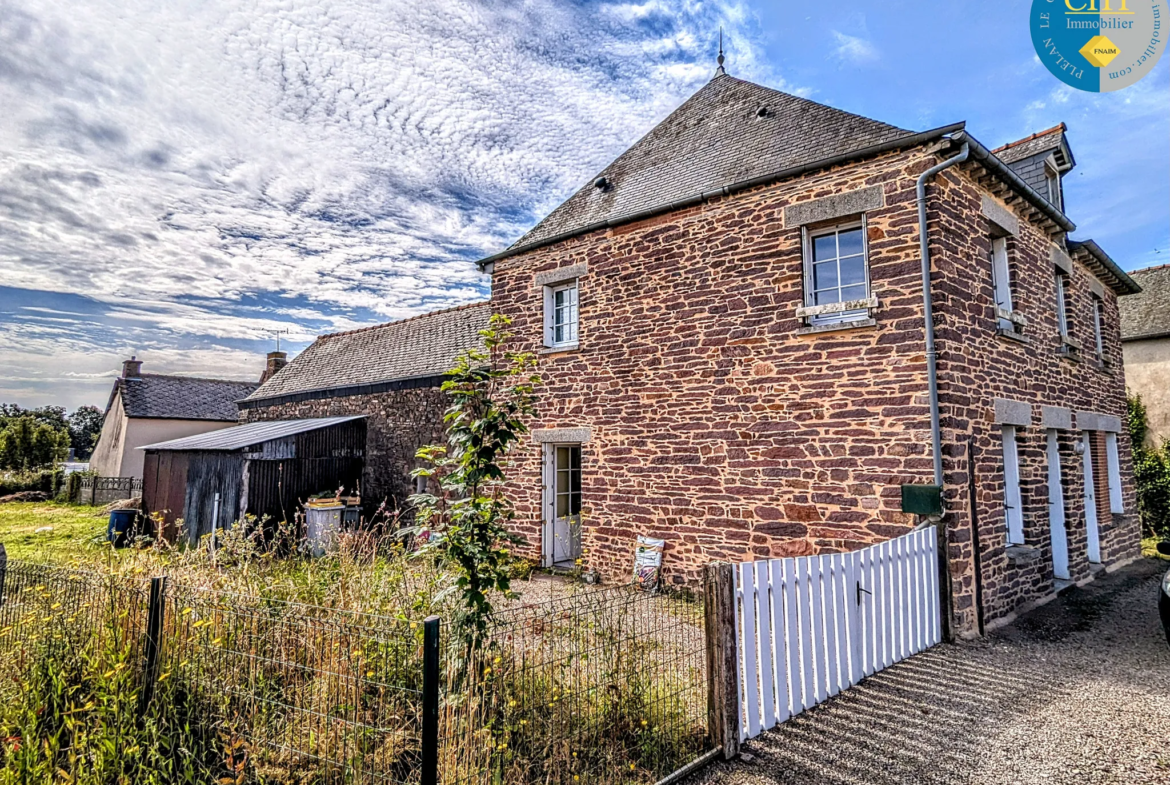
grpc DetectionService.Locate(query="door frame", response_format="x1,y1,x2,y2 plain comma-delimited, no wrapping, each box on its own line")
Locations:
1046,430,1070,581
541,442,582,568
1082,432,1101,564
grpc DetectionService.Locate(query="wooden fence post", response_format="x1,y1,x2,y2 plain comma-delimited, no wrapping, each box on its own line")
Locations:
421,615,440,785
137,576,167,717
704,562,740,760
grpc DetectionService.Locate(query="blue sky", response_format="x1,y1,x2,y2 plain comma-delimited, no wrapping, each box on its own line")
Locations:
1,0,1166,410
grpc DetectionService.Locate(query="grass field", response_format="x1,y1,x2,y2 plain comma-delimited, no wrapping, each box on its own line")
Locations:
0,501,111,562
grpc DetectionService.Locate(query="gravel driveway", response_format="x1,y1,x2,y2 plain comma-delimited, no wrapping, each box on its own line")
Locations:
686,558,1170,785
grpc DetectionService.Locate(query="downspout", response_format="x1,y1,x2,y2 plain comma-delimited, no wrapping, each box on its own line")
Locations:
916,140,968,644
916,141,969,488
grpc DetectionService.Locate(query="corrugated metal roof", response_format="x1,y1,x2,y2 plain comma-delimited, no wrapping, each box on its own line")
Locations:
138,416,366,452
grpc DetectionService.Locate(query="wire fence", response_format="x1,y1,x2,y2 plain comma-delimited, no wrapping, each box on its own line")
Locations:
0,557,712,784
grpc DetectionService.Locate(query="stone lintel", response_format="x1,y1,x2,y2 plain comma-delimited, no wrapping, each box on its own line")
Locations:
1041,405,1072,430
981,195,1020,236
535,262,588,288
532,427,591,444
784,186,884,227
993,398,1033,427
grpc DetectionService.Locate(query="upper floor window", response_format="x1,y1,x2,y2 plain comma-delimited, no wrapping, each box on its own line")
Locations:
1044,160,1063,212
990,236,1015,332
544,281,579,348
803,221,870,324
1092,295,1105,357
1054,271,1070,338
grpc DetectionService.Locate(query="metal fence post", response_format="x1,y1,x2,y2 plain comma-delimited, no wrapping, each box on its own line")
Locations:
704,562,740,760
138,576,168,717
421,615,440,785
0,543,7,607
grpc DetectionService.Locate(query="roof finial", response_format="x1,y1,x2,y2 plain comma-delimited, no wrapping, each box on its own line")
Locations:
716,27,726,75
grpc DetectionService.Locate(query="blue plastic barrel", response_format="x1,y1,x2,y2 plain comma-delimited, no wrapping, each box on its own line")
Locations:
107,509,137,548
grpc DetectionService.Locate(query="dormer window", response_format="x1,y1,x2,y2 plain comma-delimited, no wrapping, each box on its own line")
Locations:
1044,159,1063,212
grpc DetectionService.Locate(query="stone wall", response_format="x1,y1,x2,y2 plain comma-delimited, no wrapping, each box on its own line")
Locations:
490,142,1139,637
491,146,939,588
238,386,448,516
918,163,1137,633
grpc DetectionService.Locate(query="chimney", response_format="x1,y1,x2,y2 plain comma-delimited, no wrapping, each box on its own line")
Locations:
260,351,287,384
122,356,142,379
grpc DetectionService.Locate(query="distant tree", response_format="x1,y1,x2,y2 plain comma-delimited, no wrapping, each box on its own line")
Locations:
0,416,71,471
67,405,105,460
0,404,68,431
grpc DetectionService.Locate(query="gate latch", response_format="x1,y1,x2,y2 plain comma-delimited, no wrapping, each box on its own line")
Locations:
856,582,872,606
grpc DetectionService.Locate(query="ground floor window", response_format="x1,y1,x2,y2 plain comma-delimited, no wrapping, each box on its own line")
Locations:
1001,425,1025,545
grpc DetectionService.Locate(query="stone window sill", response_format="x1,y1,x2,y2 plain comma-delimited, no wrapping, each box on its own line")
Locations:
1005,544,1041,564
996,328,1031,346
539,343,580,356
1057,344,1080,364
797,317,876,336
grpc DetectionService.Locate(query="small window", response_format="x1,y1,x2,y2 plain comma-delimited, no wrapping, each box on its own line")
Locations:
990,236,1014,331
1002,425,1025,546
803,221,870,323
544,281,579,348
1054,272,1070,338
1045,164,1062,212
1092,296,1105,357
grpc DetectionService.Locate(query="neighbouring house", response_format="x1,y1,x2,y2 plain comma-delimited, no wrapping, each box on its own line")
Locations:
480,69,1141,636
90,357,258,480
141,415,366,543
1119,264,1170,446
238,303,490,513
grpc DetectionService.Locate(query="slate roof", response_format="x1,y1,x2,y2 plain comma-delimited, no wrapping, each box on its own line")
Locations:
110,375,258,421
510,73,916,250
991,124,1068,165
1119,264,1170,341
140,416,365,452
244,302,491,403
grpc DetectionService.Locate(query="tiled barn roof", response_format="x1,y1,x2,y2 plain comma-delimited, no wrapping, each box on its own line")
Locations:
111,375,258,421
1119,264,1170,341
244,302,491,402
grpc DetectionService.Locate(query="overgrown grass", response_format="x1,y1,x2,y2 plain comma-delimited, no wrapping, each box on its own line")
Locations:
0,501,108,561
1142,536,1170,561
0,516,708,783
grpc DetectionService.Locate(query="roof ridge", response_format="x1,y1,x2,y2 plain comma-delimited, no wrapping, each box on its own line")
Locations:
1127,262,1170,274
123,373,259,385
319,301,491,341
991,123,1066,154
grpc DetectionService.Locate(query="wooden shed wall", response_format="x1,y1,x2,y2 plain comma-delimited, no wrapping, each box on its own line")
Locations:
142,450,190,541
182,452,244,543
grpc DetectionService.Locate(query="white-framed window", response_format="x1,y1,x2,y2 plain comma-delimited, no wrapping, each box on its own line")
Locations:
543,280,579,348
1105,432,1123,513
990,236,1014,331
1092,295,1105,357
1044,160,1062,212
1055,271,1070,339
1002,425,1025,546
802,220,870,323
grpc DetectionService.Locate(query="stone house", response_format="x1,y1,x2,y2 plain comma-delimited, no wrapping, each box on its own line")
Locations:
90,357,258,480
238,303,490,513
1119,264,1170,446
479,71,1142,635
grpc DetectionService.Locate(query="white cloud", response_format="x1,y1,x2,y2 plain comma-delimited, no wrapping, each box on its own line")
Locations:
0,0,781,406
832,31,880,64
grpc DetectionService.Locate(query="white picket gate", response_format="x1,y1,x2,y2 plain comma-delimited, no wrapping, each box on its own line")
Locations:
734,526,941,741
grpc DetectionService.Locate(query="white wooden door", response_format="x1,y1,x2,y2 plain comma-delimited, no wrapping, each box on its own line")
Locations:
1047,430,1070,581
1105,433,1123,514
1002,426,1025,545
1083,432,1101,564
543,444,581,567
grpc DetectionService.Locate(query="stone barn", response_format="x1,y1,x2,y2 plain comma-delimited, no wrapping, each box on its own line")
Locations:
237,303,489,515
